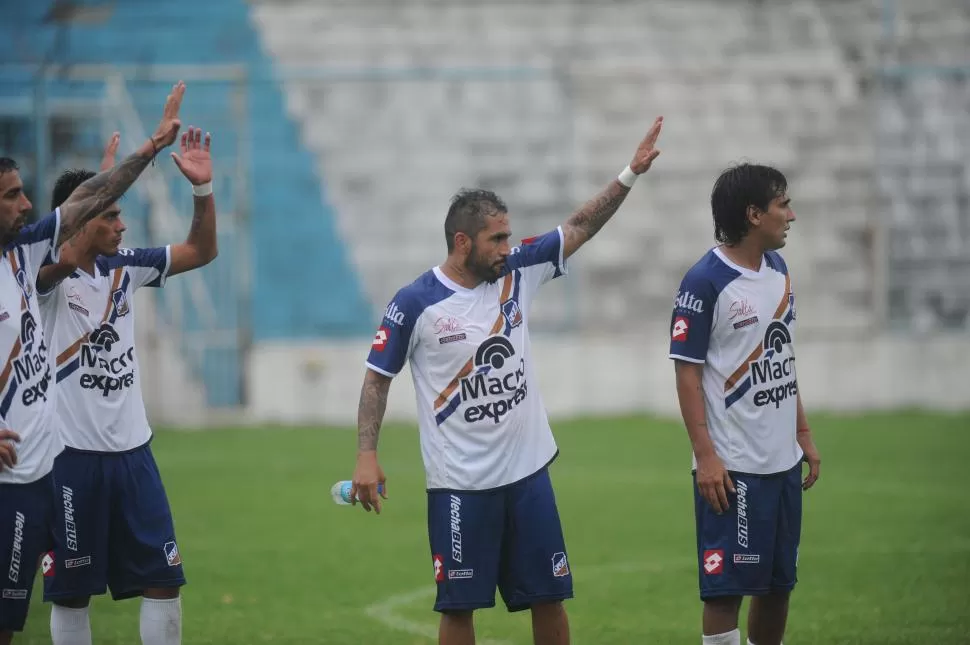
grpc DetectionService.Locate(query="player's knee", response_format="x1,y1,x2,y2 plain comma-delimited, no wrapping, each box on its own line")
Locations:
529,600,565,618
54,596,91,609
143,586,181,600
0,629,12,645
704,595,743,615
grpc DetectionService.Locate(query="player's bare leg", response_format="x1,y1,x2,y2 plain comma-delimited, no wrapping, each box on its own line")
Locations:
703,596,743,643
50,597,92,645
439,610,474,645
0,630,12,645
746,591,790,645
530,601,569,645
140,587,182,645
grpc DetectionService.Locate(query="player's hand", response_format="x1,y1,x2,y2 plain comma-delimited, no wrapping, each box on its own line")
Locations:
149,81,185,151
798,430,821,490
0,429,21,471
350,451,388,514
696,453,735,514
100,132,120,171
628,116,663,175
171,127,213,186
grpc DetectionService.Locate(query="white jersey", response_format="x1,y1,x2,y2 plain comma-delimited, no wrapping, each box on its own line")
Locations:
0,210,61,484
669,247,802,475
366,227,567,491
39,246,170,453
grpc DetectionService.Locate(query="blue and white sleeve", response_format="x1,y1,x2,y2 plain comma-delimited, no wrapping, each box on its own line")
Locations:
668,272,718,364
365,290,420,377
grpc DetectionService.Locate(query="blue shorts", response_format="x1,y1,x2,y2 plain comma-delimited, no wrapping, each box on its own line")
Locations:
43,441,186,602
0,474,54,632
428,466,573,613
694,461,803,600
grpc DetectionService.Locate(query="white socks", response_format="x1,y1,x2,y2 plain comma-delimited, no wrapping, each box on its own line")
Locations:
50,605,92,645
703,629,741,645
139,596,182,645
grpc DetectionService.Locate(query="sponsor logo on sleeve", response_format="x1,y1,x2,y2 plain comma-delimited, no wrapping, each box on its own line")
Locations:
672,316,689,341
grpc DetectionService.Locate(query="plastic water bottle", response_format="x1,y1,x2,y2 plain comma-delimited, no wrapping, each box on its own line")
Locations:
330,480,385,506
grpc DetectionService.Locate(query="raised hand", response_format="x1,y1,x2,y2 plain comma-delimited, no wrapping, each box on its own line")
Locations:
150,81,185,151
171,127,213,186
629,116,664,175
100,132,120,171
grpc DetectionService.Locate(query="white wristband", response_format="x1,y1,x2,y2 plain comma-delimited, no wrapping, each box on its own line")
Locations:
192,182,213,197
617,165,638,188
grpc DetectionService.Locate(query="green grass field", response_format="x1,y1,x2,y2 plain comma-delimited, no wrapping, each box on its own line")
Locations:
17,411,970,644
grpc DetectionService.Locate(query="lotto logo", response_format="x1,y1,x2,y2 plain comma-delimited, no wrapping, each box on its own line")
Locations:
372,326,390,352
41,552,55,578
703,549,724,575
672,316,689,341
164,541,181,567
433,554,444,583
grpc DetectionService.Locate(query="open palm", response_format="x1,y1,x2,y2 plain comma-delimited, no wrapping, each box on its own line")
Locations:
171,127,212,186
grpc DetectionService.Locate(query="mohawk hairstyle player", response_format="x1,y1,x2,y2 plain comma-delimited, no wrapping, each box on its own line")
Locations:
0,81,186,645
351,118,663,645
38,125,217,645
669,163,822,645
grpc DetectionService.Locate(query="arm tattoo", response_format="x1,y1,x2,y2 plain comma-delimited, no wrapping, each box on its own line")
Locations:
58,148,154,246
565,181,630,242
357,371,391,451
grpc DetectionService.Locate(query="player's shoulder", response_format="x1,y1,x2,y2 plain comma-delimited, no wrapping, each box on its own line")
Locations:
763,250,789,275
385,269,457,328
679,248,742,295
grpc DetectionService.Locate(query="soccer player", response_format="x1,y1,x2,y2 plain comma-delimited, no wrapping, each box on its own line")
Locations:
668,164,822,645
0,81,186,645
37,125,217,645
350,117,664,645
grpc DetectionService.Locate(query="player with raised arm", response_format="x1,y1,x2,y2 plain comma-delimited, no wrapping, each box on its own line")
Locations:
669,164,822,645
350,118,663,645
0,82,185,645
37,126,217,645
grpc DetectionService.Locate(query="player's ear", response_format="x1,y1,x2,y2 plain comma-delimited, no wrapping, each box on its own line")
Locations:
746,204,762,228
454,231,471,255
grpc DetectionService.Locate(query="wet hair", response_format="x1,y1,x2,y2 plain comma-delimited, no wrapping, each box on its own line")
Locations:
710,163,788,245
50,168,96,211
444,189,507,253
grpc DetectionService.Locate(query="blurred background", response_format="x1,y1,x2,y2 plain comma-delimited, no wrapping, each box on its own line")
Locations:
1,0,967,426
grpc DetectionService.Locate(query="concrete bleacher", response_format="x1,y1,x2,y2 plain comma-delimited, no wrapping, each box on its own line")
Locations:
0,0,375,406
251,0,875,334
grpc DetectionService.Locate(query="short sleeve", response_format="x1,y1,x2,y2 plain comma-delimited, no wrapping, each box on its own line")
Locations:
365,291,420,377
117,246,171,290
505,226,567,291
668,272,718,364
13,209,60,278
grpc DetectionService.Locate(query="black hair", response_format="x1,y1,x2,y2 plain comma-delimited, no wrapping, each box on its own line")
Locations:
51,168,96,211
710,163,788,245
0,158,19,176
444,188,508,253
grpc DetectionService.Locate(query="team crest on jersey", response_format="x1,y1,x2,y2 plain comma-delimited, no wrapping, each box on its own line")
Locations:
111,288,130,317
14,268,32,300
163,541,182,567
501,299,522,329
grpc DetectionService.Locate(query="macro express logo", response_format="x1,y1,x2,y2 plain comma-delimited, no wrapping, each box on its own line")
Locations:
460,336,528,423
751,321,797,408
79,323,136,397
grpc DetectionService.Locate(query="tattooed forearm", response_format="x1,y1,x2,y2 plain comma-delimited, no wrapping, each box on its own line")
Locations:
358,370,392,452
561,180,631,257
57,142,156,246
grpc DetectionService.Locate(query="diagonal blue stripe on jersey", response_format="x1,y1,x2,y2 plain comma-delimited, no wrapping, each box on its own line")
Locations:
0,378,19,418
56,357,81,383
724,376,752,410
434,393,462,426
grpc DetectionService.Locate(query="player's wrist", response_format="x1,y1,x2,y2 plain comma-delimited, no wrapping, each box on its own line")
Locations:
191,181,213,197
617,165,638,188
